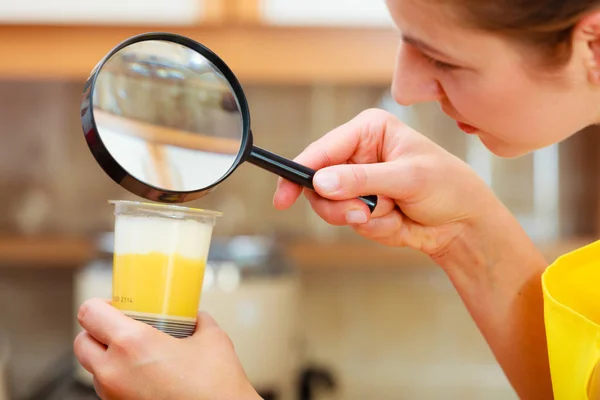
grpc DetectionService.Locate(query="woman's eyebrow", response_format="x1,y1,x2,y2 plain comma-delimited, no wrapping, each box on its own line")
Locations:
402,34,453,59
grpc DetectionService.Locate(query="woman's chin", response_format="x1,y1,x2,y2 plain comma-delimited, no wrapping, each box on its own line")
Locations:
478,136,533,158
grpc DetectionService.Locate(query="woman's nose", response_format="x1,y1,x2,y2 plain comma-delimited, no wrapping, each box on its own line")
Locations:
391,44,442,106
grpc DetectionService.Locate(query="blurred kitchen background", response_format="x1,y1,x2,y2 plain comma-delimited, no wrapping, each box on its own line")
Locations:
0,1,598,399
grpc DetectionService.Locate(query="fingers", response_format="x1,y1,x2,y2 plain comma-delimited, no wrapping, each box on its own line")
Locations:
74,331,106,375
304,190,396,226
196,312,220,331
77,298,149,346
312,159,423,202
274,108,396,210
190,312,220,339
273,177,303,210
191,312,227,346
291,108,395,169
352,211,405,240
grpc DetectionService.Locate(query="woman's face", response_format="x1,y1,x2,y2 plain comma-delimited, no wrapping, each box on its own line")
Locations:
387,0,600,157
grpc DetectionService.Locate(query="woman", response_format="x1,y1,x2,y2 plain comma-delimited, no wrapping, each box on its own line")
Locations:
74,0,600,398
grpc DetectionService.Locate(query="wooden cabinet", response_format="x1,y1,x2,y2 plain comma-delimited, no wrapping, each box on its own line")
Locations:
217,0,394,26
0,0,209,26
260,0,394,27
0,0,395,27
0,0,400,83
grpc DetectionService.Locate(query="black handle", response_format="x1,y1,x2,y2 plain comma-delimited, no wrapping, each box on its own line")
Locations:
247,145,377,213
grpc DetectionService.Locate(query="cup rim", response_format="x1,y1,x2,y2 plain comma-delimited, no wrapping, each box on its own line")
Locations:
109,200,223,218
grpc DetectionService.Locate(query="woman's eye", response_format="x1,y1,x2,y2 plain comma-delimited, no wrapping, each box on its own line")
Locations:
423,54,457,71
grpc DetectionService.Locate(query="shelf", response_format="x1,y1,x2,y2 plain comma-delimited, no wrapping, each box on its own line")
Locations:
0,24,399,84
0,236,96,268
287,240,434,270
0,236,594,270
93,110,240,154
287,237,597,270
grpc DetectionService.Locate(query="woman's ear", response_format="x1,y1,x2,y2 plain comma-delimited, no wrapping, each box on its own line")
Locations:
573,11,600,84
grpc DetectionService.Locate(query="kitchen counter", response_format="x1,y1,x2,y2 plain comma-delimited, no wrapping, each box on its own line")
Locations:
0,236,595,270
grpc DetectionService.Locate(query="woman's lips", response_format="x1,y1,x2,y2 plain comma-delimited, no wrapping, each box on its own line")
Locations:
456,121,479,134
439,104,479,134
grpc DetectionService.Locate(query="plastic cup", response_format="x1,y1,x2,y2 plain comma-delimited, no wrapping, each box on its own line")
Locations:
110,200,221,338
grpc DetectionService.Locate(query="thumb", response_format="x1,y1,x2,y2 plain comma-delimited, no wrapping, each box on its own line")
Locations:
192,312,220,335
313,161,406,201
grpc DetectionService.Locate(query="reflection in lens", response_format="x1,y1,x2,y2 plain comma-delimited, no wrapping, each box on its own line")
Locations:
92,40,244,192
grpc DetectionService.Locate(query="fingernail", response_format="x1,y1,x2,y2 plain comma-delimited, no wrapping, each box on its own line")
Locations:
346,210,367,224
314,171,340,193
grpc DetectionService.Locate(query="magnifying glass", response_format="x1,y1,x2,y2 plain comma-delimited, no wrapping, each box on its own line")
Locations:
81,32,377,212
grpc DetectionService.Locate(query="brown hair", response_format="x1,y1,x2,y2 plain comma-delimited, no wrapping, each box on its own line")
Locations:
447,0,600,66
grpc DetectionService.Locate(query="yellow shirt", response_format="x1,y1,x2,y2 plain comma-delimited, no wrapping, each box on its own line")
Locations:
543,240,600,400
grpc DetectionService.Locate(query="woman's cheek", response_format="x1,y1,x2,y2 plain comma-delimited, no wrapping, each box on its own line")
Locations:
446,88,501,130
